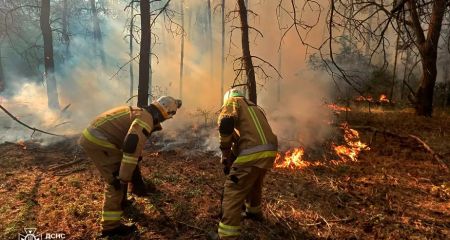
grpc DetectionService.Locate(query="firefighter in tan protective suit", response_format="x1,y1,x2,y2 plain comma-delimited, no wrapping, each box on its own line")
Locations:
78,96,182,238
211,88,278,239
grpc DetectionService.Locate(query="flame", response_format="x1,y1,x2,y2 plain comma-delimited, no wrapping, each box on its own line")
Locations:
274,147,309,169
275,123,370,170
379,94,390,103
16,139,27,150
327,104,351,112
333,123,369,161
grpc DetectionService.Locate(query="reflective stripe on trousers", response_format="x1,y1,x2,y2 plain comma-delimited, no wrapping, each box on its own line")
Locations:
218,222,241,237
101,210,123,221
245,202,261,214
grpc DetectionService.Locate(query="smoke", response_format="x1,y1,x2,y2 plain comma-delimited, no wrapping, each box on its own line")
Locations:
0,0,334,153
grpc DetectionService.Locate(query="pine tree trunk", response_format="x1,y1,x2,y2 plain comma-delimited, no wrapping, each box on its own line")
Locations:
416,54,437,116
277,42,281,103
207,0,213,81
62,0,70,57
40,0,60,110
220,0,225,104
129,1,134,105
400,49,410,100
0,42,4,92
90,0,105,67
390,33,400,101
138,0,150,107
237,0,257,104
179,0,184,100
408,0,446,116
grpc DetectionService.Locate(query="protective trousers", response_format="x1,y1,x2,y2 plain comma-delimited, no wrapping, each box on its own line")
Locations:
79,136,126,231
219,166,267,239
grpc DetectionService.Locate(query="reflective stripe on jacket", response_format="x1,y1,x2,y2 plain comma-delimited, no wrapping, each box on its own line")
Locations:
83,106,155,181
218,97,278,168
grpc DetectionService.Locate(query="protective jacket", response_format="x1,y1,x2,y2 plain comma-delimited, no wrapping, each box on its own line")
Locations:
218,97,278,169
82,106,158,182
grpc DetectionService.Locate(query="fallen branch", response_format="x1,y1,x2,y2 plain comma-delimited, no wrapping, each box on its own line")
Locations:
352,125,449,172
0,104,65,137
53,166,87,176
48,158,85,171
176,220,206,233
408,134,448,172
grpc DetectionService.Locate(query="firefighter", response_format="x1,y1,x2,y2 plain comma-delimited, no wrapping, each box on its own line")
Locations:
78,96,182,238
212,88,278,239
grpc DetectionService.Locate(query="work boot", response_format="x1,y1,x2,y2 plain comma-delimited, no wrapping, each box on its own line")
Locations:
207,231,219,240
241,211,265,222
99,223,137,238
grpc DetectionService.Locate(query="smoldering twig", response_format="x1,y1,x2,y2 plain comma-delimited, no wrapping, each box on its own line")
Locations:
0,104,66,137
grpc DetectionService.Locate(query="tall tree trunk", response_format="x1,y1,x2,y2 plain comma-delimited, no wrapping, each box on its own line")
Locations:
277,42,282,103
90,0,105,67
408,0,446,116
443,58,450,108
138,0,150,107
207,0,213,81
390,32,400,101
401,49,410,100
179,0,184,100
0,42,4,92
62,0,70,57
129,1,134,105
220,0,225,103
237,0,257,104
40,0,60,110
416,52,438,116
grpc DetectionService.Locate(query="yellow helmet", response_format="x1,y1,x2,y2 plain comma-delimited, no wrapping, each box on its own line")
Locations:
152,96,182,119
223,88,244,104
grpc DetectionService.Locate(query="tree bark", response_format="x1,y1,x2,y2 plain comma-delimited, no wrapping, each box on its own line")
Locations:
40,0,60,109
129,1,134,105
0,42,4,92
62,0,70,56
390,32,400,101
207,0,213,81
179,0,184,100
220,0,225,104
407,0,446,116
138,0,150,107
237,0,257,104
90,0,105,67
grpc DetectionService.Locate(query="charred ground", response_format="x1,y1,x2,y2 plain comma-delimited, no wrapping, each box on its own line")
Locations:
0,108,449,240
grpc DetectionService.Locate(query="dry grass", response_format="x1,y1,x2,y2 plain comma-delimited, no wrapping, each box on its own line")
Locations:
0,109,449,240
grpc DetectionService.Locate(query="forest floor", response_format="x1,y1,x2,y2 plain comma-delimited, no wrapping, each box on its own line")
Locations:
0,107,450,240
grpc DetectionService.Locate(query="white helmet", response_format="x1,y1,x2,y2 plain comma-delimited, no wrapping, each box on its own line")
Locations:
223,88,244,104
152,96,182,119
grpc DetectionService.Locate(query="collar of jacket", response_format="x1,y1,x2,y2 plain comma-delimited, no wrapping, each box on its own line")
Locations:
144,104,164,125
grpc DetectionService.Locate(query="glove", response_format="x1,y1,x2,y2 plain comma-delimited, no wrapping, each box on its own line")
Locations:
221,149,236,175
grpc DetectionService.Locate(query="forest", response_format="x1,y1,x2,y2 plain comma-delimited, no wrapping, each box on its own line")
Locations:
0,0,449,239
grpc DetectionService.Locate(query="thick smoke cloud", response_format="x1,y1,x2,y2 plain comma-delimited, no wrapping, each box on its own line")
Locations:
0,0,333,152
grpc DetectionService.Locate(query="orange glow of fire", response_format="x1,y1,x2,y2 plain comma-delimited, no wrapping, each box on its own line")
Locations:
355,95,373,102
16,140,27,150
333,123,369,161
379,94,390,103
327,104,351,112
275,124,370,170
274,147,310,169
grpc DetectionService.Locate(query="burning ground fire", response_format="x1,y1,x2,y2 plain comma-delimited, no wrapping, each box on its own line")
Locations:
274,123,370,169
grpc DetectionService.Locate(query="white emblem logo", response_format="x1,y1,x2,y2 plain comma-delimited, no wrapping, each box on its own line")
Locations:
18,228,42,240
